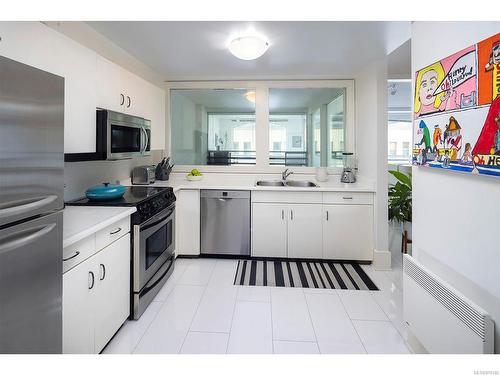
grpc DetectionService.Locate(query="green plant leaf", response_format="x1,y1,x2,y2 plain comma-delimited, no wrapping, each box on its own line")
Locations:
389,170,411,187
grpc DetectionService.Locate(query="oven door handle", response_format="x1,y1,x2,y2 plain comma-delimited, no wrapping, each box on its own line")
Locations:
140,258,174,296
140,207,175,231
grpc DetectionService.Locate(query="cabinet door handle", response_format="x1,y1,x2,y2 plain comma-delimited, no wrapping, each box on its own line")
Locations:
110,227,122,235
63,251,80,262
100,264,106,281
120,93,125,106
281,209,284,220
88,271,95,290
127,96,131,108
342,196,353,200
290,210,293,220
326,211,329,221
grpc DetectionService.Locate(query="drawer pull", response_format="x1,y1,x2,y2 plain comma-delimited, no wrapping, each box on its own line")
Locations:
342,197,353,200
63,251,80,262
100,264,106,281
88,271,95,290
110,227,122,235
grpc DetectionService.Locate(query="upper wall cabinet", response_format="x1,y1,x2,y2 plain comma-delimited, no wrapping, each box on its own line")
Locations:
96,56,165,150
0,22,97,154
0,22,165,153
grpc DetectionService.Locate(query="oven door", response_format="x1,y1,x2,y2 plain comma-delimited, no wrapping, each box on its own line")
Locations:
133,203,175,292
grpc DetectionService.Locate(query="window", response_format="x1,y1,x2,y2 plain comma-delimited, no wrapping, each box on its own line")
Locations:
268,88,346,167
170,89,256,165
389,142,397,156
388,80,412,164
169,81,354,170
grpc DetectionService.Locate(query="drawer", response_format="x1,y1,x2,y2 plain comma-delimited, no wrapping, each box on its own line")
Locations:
323,192,374,205
252,191,322,204
95,217,130,250
63,235,96,274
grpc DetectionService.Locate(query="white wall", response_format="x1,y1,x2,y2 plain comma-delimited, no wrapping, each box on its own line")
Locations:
355,58,389,256
411,21,500,353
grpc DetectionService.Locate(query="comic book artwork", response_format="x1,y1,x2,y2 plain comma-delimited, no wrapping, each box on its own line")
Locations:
413,45,477,119
413,33,500,178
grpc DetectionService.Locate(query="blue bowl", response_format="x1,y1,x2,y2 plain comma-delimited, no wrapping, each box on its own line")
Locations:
85,182,126,201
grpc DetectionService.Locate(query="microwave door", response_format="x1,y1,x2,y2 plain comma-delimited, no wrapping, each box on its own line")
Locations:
108,123,142,159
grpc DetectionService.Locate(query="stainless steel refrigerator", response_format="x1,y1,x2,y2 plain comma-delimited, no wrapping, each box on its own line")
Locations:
0,55,64,353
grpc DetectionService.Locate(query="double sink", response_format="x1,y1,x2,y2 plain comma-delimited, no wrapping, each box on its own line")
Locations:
256,180,318,187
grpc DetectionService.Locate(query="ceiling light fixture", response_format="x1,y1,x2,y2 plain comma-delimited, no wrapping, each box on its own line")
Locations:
228,35,269,60
244,91,256,103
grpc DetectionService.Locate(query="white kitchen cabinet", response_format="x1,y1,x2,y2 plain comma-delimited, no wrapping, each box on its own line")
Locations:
0,22,98,153
323,205,373,261
287,204,323,259
96,55,166,150
63,233,130,354
62,257,97,354
251,203,288,258
93,234,130,353
175,190,200,256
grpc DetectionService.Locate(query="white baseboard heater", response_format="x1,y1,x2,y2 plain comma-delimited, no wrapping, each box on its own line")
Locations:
403,254,494,354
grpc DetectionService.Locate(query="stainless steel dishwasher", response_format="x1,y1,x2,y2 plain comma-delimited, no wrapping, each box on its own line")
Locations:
200,190,250,256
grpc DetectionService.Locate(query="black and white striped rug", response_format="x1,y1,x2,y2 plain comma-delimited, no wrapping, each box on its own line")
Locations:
234,259,378,291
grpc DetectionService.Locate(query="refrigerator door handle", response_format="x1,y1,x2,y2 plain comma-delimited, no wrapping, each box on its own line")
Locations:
0,223,56,254
0,195,58,219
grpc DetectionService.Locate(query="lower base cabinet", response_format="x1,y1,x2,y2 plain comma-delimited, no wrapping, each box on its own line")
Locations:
323,205,374,260
63,233,130,354
175,190,200,256
251,195,374,261
287,204,323,259
251,203,288,258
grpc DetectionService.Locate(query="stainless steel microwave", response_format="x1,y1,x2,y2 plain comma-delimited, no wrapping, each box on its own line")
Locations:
96,109,151,160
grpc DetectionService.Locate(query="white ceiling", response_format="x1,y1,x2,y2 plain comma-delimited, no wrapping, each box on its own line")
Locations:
86,21,411,81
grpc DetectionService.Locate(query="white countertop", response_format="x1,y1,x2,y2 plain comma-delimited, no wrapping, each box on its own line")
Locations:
63,206,136,248
122,173,375,193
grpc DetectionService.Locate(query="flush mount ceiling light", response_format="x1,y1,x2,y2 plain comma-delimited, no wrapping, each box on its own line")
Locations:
244,91,256,103
228,35,269,60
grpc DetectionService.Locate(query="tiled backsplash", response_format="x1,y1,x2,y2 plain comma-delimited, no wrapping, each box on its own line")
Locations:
64,150,164,201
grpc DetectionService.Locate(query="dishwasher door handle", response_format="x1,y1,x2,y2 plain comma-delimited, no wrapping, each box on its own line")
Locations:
217,198,232,202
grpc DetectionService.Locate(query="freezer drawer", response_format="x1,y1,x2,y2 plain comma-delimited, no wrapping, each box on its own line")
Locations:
0,211,63,353
0,56,64,227
200,190,250,256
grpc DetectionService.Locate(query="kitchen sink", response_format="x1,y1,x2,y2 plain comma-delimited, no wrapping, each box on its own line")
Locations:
255,180,318,187
285,180,318,187
256,180,286,187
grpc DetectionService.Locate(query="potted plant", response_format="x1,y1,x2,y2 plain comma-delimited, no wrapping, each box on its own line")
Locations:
388,170,412,239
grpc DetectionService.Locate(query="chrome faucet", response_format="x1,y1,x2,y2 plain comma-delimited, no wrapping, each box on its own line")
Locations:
282,168,294,181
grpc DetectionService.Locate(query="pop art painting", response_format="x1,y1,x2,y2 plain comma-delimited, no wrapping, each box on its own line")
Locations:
477,33,500,106
413,33,500,178
414,45,477,119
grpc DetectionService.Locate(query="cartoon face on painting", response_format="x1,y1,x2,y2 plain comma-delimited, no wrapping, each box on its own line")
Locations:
414,62,447,117
492,41,500,64
419,70,440,106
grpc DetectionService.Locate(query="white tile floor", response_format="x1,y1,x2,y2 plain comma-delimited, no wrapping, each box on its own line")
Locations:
103,253,410,354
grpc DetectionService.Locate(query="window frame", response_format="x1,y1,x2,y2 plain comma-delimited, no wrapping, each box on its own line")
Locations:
166,80,355,174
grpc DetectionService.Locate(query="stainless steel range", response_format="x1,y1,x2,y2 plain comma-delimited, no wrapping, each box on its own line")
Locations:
67,186,176,319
